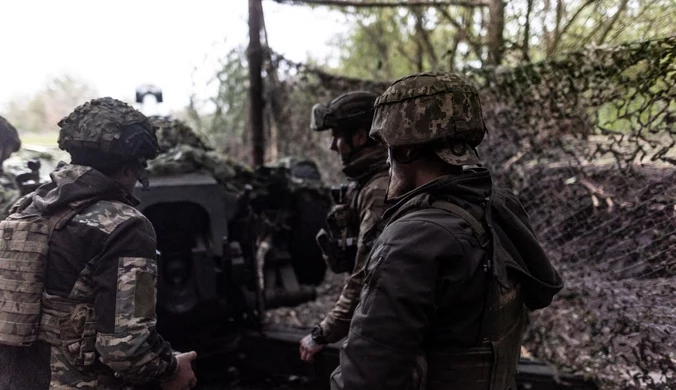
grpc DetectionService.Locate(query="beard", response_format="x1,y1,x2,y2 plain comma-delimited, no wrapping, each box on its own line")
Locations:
386,169,413,201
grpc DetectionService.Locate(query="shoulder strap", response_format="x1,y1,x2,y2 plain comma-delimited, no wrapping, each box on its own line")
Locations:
430,200,489,248
46,197,105,236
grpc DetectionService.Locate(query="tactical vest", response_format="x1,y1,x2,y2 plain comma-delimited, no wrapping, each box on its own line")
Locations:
316,183,360,274
0,198,98,367
422,201,526,390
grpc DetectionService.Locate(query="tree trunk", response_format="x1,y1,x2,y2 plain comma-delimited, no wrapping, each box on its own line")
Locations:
248,0,265,167
486,0,505,66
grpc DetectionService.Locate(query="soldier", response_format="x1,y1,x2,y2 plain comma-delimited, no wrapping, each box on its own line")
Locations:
330,72,563,389
0,116,21,220
0,98,197,390
299,91,389,361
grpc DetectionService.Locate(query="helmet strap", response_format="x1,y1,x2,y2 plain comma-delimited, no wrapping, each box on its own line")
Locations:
134,166,150,191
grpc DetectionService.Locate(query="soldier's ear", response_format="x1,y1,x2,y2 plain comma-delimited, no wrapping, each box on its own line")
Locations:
353,128,369,147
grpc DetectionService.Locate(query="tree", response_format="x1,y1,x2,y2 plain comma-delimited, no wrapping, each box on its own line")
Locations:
308,0,674,80
3,74,98,133
184,46,251,160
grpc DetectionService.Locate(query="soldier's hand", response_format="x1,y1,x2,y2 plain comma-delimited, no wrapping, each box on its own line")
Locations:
161,351,198,390
299,334,326,362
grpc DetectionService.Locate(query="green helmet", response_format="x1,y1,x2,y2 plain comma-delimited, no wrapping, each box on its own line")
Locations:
311,91,378,132
0,116,21,152
148,115,211,152
58,97,160,163
370,72,486,165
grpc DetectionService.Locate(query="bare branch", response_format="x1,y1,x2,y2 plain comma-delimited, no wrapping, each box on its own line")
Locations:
597,0,630,46
411,5,439,68
548,0,597,55
522,0,533,62
555,0,563,38
435,6,483,59
395,43,419,67
270,0,488,8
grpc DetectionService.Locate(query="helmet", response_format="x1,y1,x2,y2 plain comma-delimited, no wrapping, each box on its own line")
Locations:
370,72,486,165
58,97,160,163
0,116,21,152
149,115,211,152
311,91,378,132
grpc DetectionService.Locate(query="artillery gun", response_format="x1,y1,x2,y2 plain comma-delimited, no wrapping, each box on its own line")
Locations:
14,159,45,196
132,164,330,357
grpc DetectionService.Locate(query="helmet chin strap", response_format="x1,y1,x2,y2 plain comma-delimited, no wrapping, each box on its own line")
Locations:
132,161,151,191
137,173,150,191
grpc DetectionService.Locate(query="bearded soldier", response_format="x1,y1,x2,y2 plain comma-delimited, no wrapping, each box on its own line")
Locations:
299,91,389,361
0,116,21,220
330,72,563,389
0,98,197,389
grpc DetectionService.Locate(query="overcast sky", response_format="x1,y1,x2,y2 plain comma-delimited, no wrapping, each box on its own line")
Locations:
0,0,347,115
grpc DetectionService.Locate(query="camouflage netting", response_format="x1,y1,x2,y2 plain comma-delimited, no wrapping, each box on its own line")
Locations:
467,36,676,389
264,36,676,389
147,115,328,196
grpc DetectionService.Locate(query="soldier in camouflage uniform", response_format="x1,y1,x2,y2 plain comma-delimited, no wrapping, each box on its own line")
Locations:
299,91,389,361
0,116,21,220
330,73,563,389
0,98,197,389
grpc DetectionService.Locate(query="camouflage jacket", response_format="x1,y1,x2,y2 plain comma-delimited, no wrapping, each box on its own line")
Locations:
319,147,389,343
0,163,177,390
0,173,18,221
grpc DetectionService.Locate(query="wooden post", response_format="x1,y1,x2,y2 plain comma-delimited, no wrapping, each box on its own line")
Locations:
248,0,265,166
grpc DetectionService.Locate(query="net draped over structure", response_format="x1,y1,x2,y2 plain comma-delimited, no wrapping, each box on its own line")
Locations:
264,35,676,389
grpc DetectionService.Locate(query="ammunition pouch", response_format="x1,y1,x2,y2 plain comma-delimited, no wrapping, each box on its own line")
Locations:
318,185,360,274
39,293,97,369
316,228,357,274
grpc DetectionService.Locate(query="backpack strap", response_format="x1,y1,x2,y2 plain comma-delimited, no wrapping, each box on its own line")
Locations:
430,200,489,248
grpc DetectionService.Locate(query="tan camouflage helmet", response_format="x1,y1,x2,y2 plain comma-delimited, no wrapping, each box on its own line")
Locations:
149,115,211,152
370,72,486,165
58,97,160,162
0,116,21,152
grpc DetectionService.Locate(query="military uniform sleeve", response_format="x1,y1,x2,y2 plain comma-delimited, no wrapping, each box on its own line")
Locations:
320,175,388,343
92,216,177,384
334,218,463,390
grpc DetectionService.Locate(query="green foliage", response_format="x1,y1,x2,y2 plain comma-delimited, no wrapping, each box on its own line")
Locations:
185,45,250,158
325,0,675,81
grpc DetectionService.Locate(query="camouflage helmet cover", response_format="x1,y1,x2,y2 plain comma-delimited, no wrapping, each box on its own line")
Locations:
149,115,212,152
57,97,160,162
311,90,378,132
0,116,21,152
370,72,486,165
